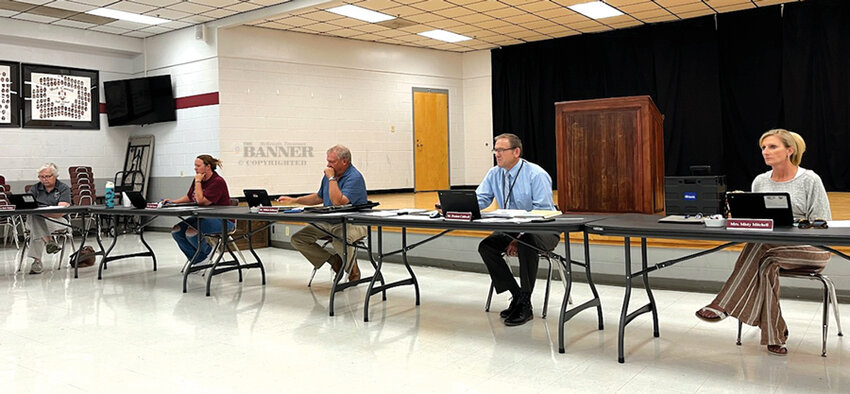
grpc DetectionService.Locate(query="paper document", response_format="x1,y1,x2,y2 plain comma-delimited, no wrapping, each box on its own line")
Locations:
827,220,850,228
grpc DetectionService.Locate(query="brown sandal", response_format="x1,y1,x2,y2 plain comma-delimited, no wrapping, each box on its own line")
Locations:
695,305,728,323
767,345,787,356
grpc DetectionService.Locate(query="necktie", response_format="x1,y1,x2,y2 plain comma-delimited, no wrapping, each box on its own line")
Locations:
505,173,512,209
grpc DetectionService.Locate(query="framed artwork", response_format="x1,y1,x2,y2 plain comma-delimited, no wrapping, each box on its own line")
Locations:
0,60,19,128
22,63,99,129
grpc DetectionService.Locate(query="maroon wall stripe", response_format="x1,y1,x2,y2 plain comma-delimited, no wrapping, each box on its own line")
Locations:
98,92,220,113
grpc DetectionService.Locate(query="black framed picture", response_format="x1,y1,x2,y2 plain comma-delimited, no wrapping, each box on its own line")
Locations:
22,63,99,129
0,60,20,128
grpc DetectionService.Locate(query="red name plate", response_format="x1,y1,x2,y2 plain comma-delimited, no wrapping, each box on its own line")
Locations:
444,211,473,221
146,203,160,209
726,218,774,231
258,206,281,214
0,205,15,211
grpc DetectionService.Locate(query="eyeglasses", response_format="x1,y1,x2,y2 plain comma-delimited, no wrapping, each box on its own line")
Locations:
492,147,517,154
798,218,828,229
37,175,54,179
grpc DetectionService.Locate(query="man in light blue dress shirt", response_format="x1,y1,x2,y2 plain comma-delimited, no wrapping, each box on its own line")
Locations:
476,133,560,326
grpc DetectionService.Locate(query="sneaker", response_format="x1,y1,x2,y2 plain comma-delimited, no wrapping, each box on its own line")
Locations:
45,241,61,254
192,252,213,267
29,259,44,275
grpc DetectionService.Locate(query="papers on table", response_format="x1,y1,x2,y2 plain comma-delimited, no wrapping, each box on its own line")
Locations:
658,215,704,224
482,209,561,219
827,220,850,228
477,217,536,224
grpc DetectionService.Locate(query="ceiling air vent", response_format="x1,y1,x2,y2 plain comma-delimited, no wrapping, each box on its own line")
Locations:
376,18,416,29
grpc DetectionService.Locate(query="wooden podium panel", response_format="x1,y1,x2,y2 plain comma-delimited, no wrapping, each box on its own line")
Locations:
555,96,664,214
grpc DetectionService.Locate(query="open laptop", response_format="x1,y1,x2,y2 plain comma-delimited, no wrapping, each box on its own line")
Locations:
124,191,148,209
727,192,794,226
244,189,272,208
8,193,39,209
437,190,482,220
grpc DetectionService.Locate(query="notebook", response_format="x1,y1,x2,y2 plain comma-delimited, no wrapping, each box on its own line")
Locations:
437,190,482,220
726,192,794,226
244,189,273,208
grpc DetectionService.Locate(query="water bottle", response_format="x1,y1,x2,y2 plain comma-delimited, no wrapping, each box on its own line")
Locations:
105,181,114,208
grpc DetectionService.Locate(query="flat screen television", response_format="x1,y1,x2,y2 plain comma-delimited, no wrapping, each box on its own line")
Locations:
104,75,176,126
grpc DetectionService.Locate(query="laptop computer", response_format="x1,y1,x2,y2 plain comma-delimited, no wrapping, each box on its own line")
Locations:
244,189,272,208
8,193,39,209
124,191,148,209
437,190,482,220
726,192,794,226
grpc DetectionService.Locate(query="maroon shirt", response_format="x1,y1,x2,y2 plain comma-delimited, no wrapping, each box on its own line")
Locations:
187,172,231,206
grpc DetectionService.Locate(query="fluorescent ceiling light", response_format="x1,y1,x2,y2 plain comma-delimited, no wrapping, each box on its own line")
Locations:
86,8,170,25
326,5,395,23
418,29,471,43
567,1,624,20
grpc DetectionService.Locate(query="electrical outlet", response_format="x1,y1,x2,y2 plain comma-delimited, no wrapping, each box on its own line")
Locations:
285,226,290,236
391,125,395,132
180,170,184,177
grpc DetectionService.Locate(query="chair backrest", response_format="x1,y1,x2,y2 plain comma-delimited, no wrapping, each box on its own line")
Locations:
68,165,96,206
230,198,239,207
0,175,5,184
24,184,32,193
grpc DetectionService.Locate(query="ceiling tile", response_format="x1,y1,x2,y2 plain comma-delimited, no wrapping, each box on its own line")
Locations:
499,0,537,6
202,8,237,18
0,0,32,12
137,24,171,33
110,1,157,14
51,18,95,27
426,18,464,28
404,11,442,23
71,0,115,5
326,16,367,27
640,13,678,23
225,1,262,12
249,0,288,5
605,0,647,6
534,25,567,34
380,5,422,17
67,12,112,23
133,0,181,6
103,19,150,29
504,13,544,24
715,3,755,12
16,0,51,5
28,5,76,17
454,12,492,24
432,5,474,17
579,24,612,33
667,2,710,13
609,19,644,29
486,6,524,18
89,24,127,33
48,0,95,12
474,18,510,29
355,0,398,10
709,0,754,6
145,8,189,19
179,13,214,22
158,18,191,28
463,0,504,12
350,32,383,40
195,0,240,7
123,30,154,37
168,1,215,14
675,8,713,19
274,15,315,26
489,24,525,34
524,19,556,29
13,12,59,22
301,10,344,22
534,7,572,18
619,2,661,13
516,1,561,13
411,0,454,12
303,21,339,32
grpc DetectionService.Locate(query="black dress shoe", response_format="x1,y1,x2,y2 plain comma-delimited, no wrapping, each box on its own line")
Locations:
504,302,533,326
500,296,519,318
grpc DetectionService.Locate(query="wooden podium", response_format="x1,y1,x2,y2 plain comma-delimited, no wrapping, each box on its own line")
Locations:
555,95,665,214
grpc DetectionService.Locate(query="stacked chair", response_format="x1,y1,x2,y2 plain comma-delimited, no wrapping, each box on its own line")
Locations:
0,176,22,248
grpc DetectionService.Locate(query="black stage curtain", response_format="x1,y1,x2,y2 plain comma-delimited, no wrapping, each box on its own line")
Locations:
491,0,850,191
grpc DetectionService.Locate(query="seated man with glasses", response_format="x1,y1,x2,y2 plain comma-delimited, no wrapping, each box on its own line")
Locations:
26,163,72,274
476,133,560,326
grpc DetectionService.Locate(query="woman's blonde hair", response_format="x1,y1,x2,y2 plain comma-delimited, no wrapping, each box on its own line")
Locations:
759,128,806,166
196,154,223,171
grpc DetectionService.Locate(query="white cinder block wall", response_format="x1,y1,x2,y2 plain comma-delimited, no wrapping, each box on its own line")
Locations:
127,27,222,180
0,22,137,186
216,26,482,194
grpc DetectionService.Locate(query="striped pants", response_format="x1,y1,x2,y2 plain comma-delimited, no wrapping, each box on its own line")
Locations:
711,243,831,346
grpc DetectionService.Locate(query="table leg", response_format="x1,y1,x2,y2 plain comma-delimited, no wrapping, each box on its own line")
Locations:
618,237,633,363
642,238,659,337
364,226,383,322
401,227,421,306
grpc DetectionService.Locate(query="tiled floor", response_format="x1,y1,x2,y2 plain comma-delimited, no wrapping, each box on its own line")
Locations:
1,232,848,393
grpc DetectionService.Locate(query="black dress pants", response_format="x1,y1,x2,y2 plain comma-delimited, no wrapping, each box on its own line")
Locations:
477,232,561,296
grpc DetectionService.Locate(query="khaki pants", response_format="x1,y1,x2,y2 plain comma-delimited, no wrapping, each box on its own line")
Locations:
26,215,69,260
290,223,368,270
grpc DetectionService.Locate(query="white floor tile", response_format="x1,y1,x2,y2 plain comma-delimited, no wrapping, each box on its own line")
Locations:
2,232,850,393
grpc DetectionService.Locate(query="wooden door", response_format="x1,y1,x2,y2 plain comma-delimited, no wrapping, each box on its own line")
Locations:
413,89,449,191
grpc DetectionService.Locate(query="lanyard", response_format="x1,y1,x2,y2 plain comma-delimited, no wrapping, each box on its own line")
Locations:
502,159,524,209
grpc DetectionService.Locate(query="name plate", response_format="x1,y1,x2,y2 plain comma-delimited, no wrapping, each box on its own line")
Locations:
727,218,774,231
0,205,15,211
258,206,281,214
145,203,160,209
444,211,473,221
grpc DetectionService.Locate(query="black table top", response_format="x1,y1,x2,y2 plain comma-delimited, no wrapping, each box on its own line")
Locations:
586,213,850,246
195,206,350,224
88,205,205,217
345,212,609,233
0,206,86,216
